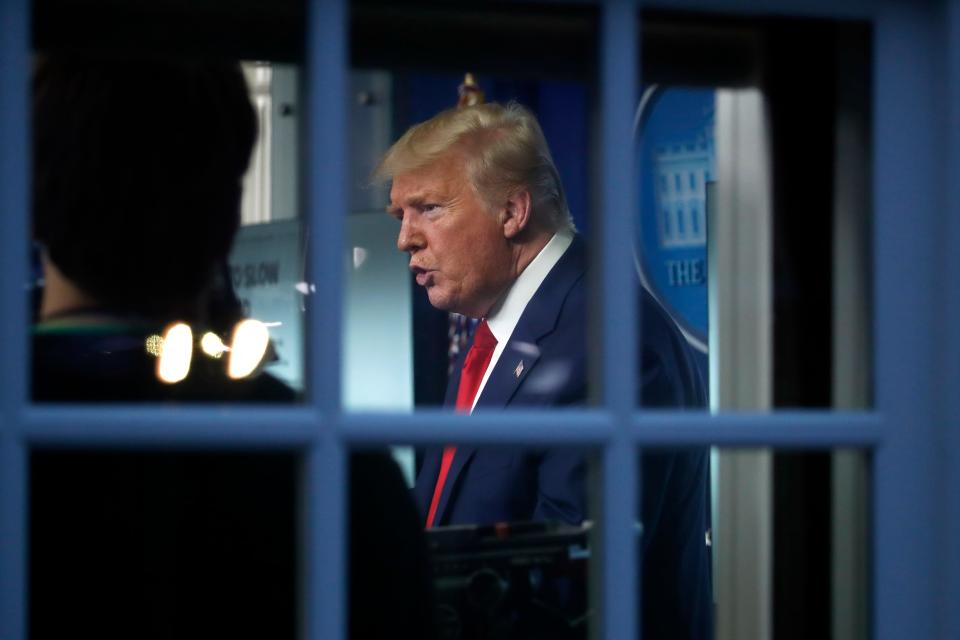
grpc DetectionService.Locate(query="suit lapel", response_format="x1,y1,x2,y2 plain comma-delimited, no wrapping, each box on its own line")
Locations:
433,237,586,525
424,344,470,525
475,236,587,410
414,447,443,516
473,338,542,409
433,445,476,526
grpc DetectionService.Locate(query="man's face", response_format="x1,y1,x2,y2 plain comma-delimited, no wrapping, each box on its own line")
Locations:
388,153,514,318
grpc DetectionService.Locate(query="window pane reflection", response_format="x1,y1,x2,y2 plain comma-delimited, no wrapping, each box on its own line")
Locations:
30,56,305,402
366,446,872,640
30,450,298,637
710,448,870,640
343,69,597,411
637,15,872,411
354,445,596,640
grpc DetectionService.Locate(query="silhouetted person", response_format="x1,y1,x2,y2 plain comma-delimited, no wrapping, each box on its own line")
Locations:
30,53,433,639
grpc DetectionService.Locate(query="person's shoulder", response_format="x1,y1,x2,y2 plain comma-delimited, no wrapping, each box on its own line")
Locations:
172,362,300,403
637,286,708,408
31,327,301,403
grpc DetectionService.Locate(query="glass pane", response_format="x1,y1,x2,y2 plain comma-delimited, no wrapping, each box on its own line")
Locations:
350,444,597,640
343,2,597,411
30,54,305,402
347,445,873,640
706,447,871,640
30,449,299,636
535,445,883,640
232,62,307,393
637,14,873,411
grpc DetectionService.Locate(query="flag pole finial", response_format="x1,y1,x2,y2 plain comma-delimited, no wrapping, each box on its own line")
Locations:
457,72,485,108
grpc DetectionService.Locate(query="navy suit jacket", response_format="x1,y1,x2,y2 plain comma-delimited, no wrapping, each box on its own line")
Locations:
413,236,713,639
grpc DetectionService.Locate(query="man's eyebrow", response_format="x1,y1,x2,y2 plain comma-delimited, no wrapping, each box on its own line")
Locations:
386,194,431,215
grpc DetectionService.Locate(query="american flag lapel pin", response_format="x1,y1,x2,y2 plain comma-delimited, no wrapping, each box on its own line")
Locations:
514,360,524,378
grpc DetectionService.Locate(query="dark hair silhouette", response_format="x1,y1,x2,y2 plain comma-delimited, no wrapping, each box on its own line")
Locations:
33,54,257,319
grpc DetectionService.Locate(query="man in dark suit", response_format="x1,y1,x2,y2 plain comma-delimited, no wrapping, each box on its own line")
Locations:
376,101,712,638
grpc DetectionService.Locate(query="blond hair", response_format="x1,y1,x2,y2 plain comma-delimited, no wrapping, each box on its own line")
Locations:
374,102,575,232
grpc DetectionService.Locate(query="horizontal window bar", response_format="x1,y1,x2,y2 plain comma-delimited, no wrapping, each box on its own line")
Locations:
20,406,322,448
642,0,874,19
632,411,882,446
338,409,615,445
16,407,882,448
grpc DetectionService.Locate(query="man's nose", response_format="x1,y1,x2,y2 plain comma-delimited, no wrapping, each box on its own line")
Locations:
396,215,422,253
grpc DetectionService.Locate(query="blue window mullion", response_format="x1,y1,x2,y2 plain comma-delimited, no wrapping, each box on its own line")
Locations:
601,1,639,639
631,411,882,446
20,406,321,447
943,2,960,636
0,0,30,636
642,0,873,20
305,0,349,638
302,436,346,640
873,3,943,639
307,0,347,417
0,0,29,416
0,438,26,640
339,410,614,444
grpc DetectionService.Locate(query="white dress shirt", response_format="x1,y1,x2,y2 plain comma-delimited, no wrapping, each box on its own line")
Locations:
470,228,575,411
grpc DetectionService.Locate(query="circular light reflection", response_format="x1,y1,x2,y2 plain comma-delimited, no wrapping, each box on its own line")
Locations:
228,319,270,379
157,323,193,384
201,332,228,359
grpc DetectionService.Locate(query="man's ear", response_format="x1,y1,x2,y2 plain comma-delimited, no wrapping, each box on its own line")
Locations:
501,189,533,239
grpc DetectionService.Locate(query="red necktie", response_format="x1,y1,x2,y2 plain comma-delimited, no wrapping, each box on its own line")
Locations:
425,320,498,528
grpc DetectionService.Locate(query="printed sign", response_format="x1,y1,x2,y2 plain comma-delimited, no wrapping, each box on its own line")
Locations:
636,88,715,352
229,219,305,391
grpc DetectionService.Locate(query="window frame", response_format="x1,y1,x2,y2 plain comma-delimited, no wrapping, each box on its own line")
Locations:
2,0,958,638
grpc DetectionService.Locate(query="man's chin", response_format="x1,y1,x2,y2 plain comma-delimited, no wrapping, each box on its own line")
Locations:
426,290,472,317
426,289,454,313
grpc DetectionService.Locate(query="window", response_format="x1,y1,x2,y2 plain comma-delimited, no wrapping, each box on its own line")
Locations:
3,2,958,640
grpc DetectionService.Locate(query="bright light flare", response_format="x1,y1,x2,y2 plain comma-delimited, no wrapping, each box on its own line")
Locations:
145,334,164,357
228,319,270,379
200,332,228,359
156,323,193,384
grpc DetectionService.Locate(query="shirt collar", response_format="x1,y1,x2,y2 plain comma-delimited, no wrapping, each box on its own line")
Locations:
485,228,574,345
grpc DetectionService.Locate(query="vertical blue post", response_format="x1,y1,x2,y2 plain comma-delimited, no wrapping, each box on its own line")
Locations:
304,0,348,638
600,1,639,638
0,440,26,640
942,1,960,637
873,3,942,639
0,0,30,638
302,441,346,640
307,0,346,412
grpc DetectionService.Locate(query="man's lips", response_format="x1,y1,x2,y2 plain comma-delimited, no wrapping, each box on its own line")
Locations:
411,267,434,286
